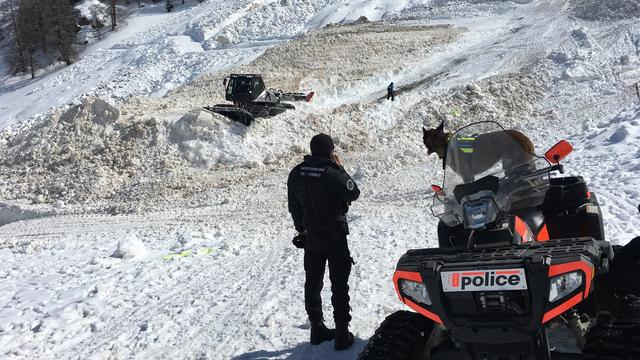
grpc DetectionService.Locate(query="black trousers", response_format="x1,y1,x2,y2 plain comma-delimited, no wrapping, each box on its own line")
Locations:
304,234,352,325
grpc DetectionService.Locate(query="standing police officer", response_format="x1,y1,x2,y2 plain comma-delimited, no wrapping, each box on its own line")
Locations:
287,133,360,351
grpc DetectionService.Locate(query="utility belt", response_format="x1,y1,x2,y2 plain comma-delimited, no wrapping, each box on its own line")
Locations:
304,214,349,235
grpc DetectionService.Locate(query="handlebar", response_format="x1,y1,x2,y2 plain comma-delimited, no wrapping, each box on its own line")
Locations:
507,164,564,184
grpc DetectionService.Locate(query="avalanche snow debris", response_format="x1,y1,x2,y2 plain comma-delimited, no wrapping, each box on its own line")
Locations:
572,0,640,21
112,236,148,259
169,22,464,105
6,0,414,129
387,0,532,21
571,28,592,48
0,22,464,208
1,1,640,358
0,97,185,206
562,64,602,82
408,67,550,133
169,109,259,168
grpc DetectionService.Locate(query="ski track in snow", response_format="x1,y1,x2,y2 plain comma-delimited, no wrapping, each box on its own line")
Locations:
1,0,640,359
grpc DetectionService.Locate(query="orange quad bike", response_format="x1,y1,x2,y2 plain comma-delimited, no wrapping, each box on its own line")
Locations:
358,121,640,360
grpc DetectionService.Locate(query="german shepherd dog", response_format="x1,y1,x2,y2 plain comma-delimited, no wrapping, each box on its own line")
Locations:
423,122,535,182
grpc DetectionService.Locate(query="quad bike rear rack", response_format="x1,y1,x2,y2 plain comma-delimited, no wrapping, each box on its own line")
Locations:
394,238,613,359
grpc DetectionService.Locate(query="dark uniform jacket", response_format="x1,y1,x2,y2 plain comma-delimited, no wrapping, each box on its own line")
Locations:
287,155,360,250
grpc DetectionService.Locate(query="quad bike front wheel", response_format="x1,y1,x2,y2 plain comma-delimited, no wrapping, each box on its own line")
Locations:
582,295,640,359
358,311,436,360
581,320,640,359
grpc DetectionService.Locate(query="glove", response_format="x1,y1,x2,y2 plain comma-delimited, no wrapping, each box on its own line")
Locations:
292,232,306,249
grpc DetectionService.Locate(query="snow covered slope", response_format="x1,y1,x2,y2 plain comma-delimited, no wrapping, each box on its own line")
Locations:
0,0,435,130
0,0,639,359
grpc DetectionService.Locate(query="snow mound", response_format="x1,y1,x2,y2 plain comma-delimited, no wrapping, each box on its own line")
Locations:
562,63,601,82
571,28,591,48
573,0,640,21
568,105,640,243
112,236,148,259
0,21,465,208
406,68,550,134
169,110,259,168
586,106,640,148
0,98,180,205
0,97,291,208
89,98,120,125
169,228,227,252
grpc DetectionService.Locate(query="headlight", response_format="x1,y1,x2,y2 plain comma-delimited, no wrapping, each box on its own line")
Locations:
400,280,431,306
463,198,497,229
549,271,583,302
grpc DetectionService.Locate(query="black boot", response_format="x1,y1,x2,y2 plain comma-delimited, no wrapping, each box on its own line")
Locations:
310,321,335,345
334,323,354,351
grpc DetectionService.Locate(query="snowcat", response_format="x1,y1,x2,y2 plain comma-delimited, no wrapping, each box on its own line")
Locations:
358,121,640,360
203,74,314,126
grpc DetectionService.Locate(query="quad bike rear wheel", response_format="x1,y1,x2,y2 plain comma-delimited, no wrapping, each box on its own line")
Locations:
358,311,435,360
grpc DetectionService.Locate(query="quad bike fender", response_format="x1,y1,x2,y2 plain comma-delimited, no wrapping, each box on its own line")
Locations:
393,270,443,325
609,237,640,296
543,259,595,324
394,260,596,328
393,239,605,348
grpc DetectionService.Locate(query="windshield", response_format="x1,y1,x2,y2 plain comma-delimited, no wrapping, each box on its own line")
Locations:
432,121,550,228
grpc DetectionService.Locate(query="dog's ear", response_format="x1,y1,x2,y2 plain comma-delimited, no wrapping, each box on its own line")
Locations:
435,121,445,134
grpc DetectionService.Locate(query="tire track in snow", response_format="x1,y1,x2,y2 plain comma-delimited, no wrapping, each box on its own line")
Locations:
186,238,285,359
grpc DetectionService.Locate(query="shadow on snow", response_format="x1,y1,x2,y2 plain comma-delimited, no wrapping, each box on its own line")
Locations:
231,337,367,360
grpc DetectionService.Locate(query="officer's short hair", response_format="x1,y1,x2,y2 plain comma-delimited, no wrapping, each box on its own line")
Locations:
310,134,334,158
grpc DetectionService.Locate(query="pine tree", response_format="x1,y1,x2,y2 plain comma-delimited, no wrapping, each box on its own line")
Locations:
90,7,105,40
7,0,27,74
6,0,78,77
45,0,78,66
0,2,7,41
105,0,116,30
166,0,174,12
16,0,39,78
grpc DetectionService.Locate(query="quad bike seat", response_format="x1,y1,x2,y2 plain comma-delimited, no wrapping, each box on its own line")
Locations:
437,176,605,248
540,176,604,241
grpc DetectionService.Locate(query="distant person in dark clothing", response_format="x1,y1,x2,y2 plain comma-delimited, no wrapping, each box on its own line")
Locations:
287,134,361,351
609,234,640,296
387,82,395,101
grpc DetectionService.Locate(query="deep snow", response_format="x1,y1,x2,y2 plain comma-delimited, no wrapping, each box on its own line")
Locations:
1,0,640,359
